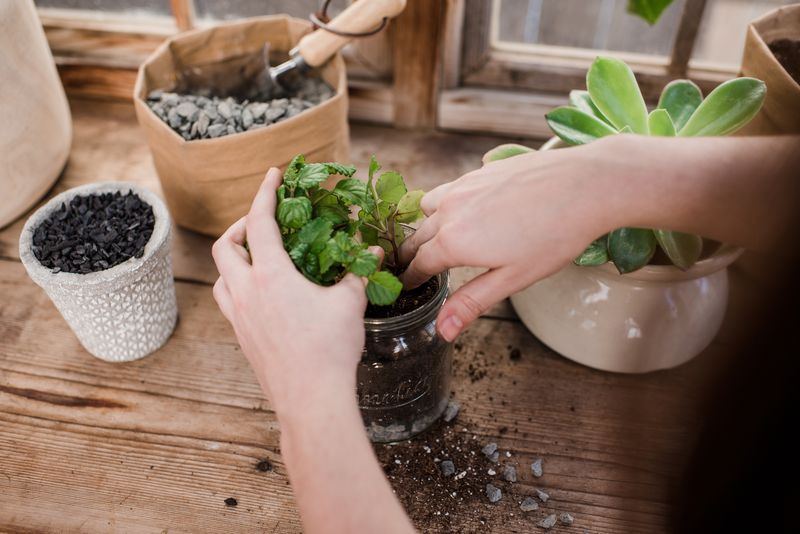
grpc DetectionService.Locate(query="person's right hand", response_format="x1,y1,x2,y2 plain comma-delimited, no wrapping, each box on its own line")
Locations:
399,137,620,342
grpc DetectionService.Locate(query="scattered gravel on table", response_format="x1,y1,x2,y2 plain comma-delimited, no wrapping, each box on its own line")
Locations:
538,514,557,529
559,512,574,525
487,468,496,476
146,76,334,141
224,497,238,507
481,442,498,457
535,488,550,503
440,460,456,477
503,465,517,482
531,458,543,478
520,497,539,512
443,400,461,423
31,191,155,274
488,451,500,463
485,484,502,503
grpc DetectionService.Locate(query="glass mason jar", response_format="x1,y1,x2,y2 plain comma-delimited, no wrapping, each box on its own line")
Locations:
358,271,453,442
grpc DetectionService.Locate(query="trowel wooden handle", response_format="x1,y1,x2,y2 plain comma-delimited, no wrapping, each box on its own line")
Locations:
296,0,407,68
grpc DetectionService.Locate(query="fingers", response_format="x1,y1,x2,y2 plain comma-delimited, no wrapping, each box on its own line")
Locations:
212,217,251,284
436,267,514,342
420,181,456,216
400,236,451,290
213,277,234,322
245,168,290,267
398,213,440,266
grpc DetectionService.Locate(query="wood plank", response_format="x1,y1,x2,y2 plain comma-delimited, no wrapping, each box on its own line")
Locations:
442,0,466,89
392,0,446,128
170,0,195,32
0,257,709,533
668,0,709,78
460,0,493,76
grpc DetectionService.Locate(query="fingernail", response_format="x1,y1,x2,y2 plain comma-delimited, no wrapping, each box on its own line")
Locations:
439,315,463,342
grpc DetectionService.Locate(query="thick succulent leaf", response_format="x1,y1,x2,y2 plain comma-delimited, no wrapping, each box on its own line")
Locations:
482,144,534,165
276,197,312,229
657,79,703,131
366,271,403,305
569,90,612,125
395,190,425,223
678,78,766,137
627,0,674,25
618,125,633,134
375,171,407,203
608,228,657,274
545,106,618,145
586,56,649,134
648,109,676,136
574,237,609,266
654,229,703,270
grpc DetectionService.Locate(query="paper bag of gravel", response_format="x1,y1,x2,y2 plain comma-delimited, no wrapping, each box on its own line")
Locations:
738,4,800,136
133,15,349,237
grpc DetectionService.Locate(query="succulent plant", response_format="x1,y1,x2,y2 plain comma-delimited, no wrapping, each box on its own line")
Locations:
486,56,766,273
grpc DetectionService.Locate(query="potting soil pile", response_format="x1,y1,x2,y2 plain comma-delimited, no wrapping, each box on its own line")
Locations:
31,191,155,274
146,76,334,141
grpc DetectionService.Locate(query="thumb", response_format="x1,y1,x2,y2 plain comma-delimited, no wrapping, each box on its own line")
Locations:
437,268,513,342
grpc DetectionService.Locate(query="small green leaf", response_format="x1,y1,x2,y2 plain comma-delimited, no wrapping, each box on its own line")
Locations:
368,155,381,181
366,270,403,306
296,163,330,189
288,242,309,265
395,190,425,223
348,248,379,277
318,246,334,274
586,56,649,134
277,197,312,229
574,237,609,266
678,77,766,137
297,218,333,253
654,230,703,270
322,162,357,177
569,90,611,125
657,79,703,131
481,144,534,165
608,228,657,274
326,231,358,264
333,178,370,208
648,109,676,136
375,171,407,203
545,107,618,145
283,154,306,184
316,205,350,226
627,0,674,25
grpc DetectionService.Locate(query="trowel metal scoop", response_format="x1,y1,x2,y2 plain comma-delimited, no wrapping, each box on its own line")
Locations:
176,0,406,99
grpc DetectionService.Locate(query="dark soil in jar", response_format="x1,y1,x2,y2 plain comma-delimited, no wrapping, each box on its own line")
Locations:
769,38,800,84
365,276,440,319
31,191,155,274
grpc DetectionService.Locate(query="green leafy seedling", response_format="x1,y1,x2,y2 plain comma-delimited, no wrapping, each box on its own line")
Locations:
275,154,424,306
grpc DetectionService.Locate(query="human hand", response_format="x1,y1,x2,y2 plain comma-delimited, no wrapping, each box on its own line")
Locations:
211,168,376,421
400,139,618,341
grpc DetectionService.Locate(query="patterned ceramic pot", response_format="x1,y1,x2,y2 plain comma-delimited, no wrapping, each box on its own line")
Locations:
510,137,743,373
19,182,177,362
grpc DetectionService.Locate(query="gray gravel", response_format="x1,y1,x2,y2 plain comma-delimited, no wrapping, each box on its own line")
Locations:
442,400,460,423
439,460,455,477
520,497,538,512
503,465,517,482
531,458,543,478
146,77,333,141
535,488,550,502
485,484,502,503
481,442,498,457
538,514,557,529
559,512,574,525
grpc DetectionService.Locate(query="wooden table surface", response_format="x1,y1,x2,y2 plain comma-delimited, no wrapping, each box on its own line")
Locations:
0,99,722,533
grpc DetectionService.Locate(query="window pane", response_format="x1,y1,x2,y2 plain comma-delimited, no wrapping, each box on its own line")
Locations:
194,0,325,21
34,0,170,15
691,0,796,66
497,0,687,57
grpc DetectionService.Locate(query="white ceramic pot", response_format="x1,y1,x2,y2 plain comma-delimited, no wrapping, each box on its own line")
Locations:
0,0,72,229
510,137,742,373
19,183,178,363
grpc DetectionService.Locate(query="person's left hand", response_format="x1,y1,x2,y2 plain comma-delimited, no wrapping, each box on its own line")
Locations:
211,168,374,421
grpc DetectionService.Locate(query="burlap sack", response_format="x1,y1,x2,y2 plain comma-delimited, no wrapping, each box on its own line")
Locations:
134,16,350,237
738,4,800,135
